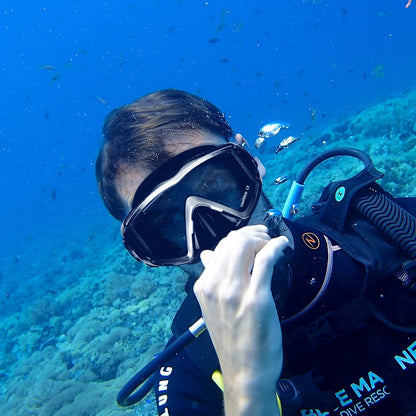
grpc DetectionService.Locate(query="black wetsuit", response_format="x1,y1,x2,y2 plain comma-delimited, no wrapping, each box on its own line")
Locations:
154,287,416,416
153,197,416,416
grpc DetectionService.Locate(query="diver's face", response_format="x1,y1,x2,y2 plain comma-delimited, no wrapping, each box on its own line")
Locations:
117,131,271,274
115,131,226,211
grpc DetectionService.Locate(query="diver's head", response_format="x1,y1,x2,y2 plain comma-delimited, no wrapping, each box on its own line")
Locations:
95,89,233,221
95,89,271,267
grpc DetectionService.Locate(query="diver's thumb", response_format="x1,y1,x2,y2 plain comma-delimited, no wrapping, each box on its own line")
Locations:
200,250,214,268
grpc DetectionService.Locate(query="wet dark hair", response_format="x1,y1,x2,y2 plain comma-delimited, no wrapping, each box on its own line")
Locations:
96,89,233,220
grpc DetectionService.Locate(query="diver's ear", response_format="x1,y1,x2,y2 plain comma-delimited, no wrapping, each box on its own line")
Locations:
234,133,249,147
234,133,266,179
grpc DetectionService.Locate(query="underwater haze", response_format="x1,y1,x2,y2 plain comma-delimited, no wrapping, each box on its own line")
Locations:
1,1,416,415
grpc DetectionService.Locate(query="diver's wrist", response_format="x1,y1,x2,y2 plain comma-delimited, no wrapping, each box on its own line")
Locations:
223,384,280,416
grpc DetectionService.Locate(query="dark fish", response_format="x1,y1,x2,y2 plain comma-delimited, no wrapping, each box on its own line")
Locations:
215,23,226,33
208,38,220,44
50,73,61,84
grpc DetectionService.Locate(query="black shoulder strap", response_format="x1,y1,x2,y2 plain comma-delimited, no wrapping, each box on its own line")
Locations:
171,289,219,378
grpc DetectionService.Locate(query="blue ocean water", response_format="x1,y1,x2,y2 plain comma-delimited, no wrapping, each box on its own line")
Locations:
1,1,416,415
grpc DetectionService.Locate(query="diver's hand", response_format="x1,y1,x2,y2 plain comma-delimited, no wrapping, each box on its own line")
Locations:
194,225,288,416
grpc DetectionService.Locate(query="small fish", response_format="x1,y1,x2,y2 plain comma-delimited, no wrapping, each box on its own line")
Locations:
371,64,385,79
40,65,56,71
165,26,176,35
258,121,290,139
50,73,61,84
208,38,220,44
254,136,265,149
96,96,108,106
273,175,289,185
215,23,227,33
275,136,300,154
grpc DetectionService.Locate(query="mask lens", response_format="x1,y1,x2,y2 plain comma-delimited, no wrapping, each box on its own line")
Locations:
125,200,188,260
122,144,261,266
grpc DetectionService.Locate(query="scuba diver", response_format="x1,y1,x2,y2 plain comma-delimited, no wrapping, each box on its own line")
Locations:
95,89,416,416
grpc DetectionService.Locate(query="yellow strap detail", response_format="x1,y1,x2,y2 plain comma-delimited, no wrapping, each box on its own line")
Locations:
276,392,283,415
211,370,224,391
211,370,283,415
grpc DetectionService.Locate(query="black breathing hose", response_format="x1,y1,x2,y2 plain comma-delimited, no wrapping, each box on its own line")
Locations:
355,187,416,260
117,318,206,407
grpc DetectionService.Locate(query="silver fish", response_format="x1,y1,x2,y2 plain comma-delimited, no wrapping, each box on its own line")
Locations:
273,175,289,185
258,121,290,139
254,136,265,149
275,135,300,154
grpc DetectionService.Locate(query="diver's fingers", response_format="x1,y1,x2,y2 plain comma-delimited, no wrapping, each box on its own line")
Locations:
199,225,270,291
219,225,270,289
250,236,289,292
